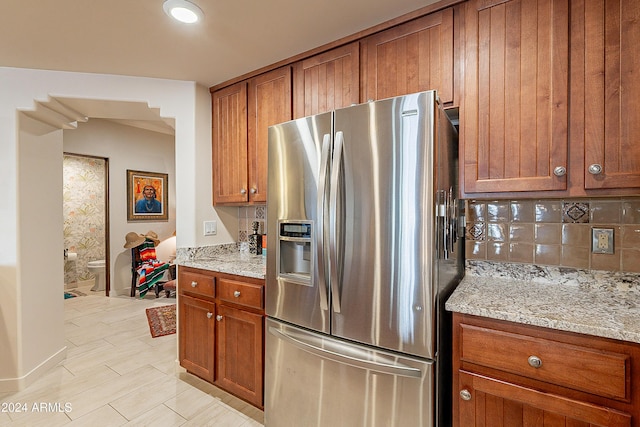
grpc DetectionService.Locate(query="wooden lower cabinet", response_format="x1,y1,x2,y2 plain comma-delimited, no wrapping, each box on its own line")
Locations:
179,294,216,383
178,266,265,408
453,313,639,427
214,304,264,407
458,371,631,427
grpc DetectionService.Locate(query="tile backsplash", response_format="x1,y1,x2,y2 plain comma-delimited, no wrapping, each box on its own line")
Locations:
465,198,640,273
238,206,266,242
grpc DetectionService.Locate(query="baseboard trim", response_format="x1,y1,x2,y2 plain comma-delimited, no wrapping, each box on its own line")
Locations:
0,346,67,392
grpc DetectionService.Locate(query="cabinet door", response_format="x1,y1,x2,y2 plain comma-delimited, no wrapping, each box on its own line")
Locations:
362,9,454,104
248,67,292,203
179,294,215,382
213,82,248,204
583,0,640,190
293,42,360,118
215,304,264,408
461,0,569,195
457,371,631,427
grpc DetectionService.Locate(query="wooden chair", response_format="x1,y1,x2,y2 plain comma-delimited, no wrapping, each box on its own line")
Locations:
154,264,176,298
130,246,143,297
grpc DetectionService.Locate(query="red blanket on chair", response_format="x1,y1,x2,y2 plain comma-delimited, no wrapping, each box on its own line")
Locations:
136,240,169,298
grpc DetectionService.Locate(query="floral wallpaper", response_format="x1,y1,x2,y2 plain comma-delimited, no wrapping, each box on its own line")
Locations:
63,154,106,286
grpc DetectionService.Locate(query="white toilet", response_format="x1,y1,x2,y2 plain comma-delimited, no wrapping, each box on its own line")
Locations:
87,259,106,291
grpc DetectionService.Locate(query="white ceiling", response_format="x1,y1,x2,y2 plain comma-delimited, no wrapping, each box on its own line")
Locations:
0,0,439,88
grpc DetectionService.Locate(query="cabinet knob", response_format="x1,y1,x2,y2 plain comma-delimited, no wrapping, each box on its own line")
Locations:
553,166,567,177
240,188,247,195
528,355,543,368
588,163,603,175
250,187,257,194
216,315,223,321
206,312,213,319
191,281,198,288
233,290,241,298
460,389,472,401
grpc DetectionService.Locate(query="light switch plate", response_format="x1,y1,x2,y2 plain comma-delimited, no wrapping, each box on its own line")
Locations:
204,220,217,236
591,228,614,254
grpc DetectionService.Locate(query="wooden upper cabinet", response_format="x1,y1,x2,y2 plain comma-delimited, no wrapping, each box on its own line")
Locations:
248,66,292,203
213,66,292,205
293,42,359,118
460,0,570,195
362,9,454,104
582,0,640,190
213,82,248,205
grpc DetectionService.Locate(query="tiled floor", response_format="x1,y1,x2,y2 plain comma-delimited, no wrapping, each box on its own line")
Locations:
0,293,264,426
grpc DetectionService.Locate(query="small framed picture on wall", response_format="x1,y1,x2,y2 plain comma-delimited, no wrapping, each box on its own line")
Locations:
127,169,168,221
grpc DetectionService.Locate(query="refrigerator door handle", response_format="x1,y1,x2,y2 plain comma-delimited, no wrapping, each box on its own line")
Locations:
316,133,331,311
268,326,422,378
329,130,344,313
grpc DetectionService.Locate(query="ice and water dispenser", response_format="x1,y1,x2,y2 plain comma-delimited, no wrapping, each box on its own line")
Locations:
277,221,312,286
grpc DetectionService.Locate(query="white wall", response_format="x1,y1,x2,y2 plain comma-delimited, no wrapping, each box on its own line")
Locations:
63,119,177,296
17,127,66,385
0,66,236,391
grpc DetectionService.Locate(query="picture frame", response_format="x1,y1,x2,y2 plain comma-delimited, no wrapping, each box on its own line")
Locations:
127,169,168,221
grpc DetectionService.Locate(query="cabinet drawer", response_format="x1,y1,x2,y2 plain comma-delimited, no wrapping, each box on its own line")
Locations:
179,270,215,298
217,278,263,310
460,324,630,400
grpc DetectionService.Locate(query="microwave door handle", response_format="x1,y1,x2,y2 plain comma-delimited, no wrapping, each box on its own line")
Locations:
316,133,331,311
329,131,344,313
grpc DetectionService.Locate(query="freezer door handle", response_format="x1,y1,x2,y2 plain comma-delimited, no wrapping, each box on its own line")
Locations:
316,133,331,311
329,130,344,313
268,326,422,378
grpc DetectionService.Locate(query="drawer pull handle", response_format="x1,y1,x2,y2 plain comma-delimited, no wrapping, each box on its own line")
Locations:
528,355,542,368
191,281,198,288
206,312,213,319
216,315,223,321
234,290,241,298
460,389,472,401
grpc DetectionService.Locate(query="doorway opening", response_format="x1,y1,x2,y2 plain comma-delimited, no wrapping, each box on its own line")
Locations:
63,153,111,296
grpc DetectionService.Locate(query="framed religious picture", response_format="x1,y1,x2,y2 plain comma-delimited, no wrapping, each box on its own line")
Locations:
127,170,168,221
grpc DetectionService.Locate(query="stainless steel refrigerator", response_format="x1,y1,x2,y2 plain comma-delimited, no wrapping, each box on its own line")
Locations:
265,90,464,427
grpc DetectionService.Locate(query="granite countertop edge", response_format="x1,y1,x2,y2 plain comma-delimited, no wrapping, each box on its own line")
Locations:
446,260,640,345
175,244,266,280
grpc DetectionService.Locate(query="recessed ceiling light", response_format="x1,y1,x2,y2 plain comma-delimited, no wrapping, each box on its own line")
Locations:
163,0,204,24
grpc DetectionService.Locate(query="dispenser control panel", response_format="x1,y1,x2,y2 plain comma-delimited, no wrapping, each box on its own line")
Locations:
280,223,312,239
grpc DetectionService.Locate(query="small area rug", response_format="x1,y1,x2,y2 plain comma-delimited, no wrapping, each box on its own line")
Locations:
145,304,177,338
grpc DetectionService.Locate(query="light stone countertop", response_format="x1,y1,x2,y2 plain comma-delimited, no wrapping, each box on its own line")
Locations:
176,243,266,280
445,260,640,345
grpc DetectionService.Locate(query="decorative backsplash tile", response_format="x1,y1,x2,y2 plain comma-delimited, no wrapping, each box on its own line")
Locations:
237,206,267,242
562,202,589,223
466,223,485,241
465,198,640,273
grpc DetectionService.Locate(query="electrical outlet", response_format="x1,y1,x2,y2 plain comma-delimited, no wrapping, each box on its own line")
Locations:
591,228,614,254
204,220,217,236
